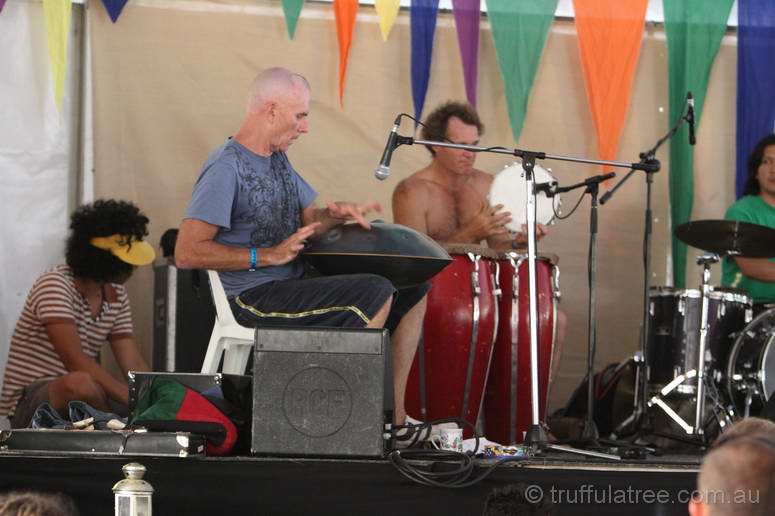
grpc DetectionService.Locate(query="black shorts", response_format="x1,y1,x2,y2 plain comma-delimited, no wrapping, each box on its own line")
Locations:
230,274,429,334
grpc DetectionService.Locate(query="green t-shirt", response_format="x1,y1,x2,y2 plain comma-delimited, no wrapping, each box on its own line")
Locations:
721,195,775,303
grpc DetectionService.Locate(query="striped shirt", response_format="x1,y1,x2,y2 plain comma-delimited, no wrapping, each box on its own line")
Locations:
0,265,133,417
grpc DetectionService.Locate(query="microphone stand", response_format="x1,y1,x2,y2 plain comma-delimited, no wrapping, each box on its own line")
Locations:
601,96,693,440
389,135,654,461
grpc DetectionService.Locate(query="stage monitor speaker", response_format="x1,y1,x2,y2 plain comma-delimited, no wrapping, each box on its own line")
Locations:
153,264,215,372
251,327,392,458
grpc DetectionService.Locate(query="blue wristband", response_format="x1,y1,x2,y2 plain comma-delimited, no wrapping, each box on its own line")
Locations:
249,247,257,271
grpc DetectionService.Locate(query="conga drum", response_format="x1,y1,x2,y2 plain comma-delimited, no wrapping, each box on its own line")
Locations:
484,252,559,444
405,244,499,433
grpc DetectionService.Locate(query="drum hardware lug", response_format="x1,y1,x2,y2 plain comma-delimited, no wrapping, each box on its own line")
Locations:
745,309,753,323
678,298,685,315
649,301,654,317
633,351,644,363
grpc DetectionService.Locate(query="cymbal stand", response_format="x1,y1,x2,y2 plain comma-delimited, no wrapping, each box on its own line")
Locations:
602,94,694,438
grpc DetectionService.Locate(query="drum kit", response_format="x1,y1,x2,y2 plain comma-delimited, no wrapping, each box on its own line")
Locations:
623,218,775,442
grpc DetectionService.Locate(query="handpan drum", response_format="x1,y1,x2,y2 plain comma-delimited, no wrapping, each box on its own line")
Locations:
484,252,559,445
302,222,452,288
489,161,561,231
405,243,499,435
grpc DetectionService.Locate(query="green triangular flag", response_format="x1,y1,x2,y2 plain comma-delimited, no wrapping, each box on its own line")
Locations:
487,0,559,141
664,0,734,288
282,0,305,39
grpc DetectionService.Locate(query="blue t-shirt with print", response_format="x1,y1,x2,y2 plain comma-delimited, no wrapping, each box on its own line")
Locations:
185,139,317,297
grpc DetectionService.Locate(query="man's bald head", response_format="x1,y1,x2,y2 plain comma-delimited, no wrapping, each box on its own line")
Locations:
691,433,775,516
247,67,310,113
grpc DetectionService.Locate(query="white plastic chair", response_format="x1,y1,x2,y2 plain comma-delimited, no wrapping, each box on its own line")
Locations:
201,270,254,375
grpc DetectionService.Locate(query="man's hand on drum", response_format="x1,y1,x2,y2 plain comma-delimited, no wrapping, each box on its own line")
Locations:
513,224,548,246
465,203,513,242
265,222,321,266
324,201,382,230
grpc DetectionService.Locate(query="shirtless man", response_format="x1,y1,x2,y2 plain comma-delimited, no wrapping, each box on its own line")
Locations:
392,101,564,382
392,102,542,247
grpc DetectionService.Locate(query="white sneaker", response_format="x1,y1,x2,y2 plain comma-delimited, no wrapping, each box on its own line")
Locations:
391,416,460,448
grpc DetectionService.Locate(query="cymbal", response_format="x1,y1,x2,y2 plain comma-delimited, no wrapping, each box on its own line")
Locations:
674,219,775,258
303,222,452,288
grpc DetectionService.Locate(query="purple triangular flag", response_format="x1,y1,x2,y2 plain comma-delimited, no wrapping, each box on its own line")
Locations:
452,0,480,106
0,0,7,14
101,0,129,23
411,0,440,122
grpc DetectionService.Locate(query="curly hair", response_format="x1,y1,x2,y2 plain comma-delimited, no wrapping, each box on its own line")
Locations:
420,101,484,156
65,199,150,282
0,490,79,516
742,133,775,196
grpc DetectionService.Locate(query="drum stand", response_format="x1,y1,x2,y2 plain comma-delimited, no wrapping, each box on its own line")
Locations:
645,253,735,441
388,127,656,461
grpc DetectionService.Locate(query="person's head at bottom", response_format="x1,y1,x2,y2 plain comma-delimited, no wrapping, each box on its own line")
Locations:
0,490,79,516
689,432,775,516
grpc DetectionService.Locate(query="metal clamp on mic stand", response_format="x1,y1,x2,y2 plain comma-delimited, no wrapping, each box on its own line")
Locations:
601,93,696,442
378,114,649,461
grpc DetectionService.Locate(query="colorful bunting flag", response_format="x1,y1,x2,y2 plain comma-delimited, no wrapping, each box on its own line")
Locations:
411,0,440,122
375,0,401,41
452,0,481,106
664,0,734,288
487,0,559,141
101,0,129,23
573,0,648,172
736,0,775,197
43,0,72,109
333,0,358,106
282,0,305,39
0,0,6,14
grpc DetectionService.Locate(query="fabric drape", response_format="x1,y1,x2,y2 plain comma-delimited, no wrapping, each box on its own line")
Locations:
282,0,306,39
451,0,481,106
573,0,648,172
100,0,129,23
375,0,400,41
410,0,440,121
663,0,734,288
333,0,358,106
736,0,775,197
43,0,71,108
487,0,558,141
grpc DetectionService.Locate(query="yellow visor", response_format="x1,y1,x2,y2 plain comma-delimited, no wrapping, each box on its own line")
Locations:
90,234,156,266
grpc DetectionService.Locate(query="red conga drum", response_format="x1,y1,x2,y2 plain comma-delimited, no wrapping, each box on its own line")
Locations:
484,252,559,444
406,244,499,433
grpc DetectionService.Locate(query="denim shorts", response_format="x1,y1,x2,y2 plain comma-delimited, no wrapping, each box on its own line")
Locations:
230,273,429,334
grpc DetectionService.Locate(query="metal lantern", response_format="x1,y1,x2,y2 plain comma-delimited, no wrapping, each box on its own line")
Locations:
113,462,153,516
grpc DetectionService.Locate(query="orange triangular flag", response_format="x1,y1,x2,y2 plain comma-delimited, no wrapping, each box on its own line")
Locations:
333,0,359,106
573,0,648,172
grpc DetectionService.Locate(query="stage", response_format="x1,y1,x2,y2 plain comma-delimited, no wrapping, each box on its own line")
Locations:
0,447,701,515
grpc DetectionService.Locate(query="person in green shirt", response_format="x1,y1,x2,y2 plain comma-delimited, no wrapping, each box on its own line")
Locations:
722,133,775,308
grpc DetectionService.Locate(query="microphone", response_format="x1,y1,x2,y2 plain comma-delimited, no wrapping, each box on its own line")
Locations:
375,114,403,180
554,172,616,195
687,92,696,146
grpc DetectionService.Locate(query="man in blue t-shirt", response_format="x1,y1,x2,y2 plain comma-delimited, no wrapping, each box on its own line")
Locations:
175,67,429,430
722,134,775,308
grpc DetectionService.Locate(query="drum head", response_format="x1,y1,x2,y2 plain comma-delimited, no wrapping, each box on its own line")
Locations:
489,162,560,230
442,243,499,260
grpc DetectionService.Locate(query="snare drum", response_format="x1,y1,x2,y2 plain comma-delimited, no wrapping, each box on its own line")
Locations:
483,252,559,444
647,287,752,395
727,308,775,417
405,244,499,433
489,162,561,231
